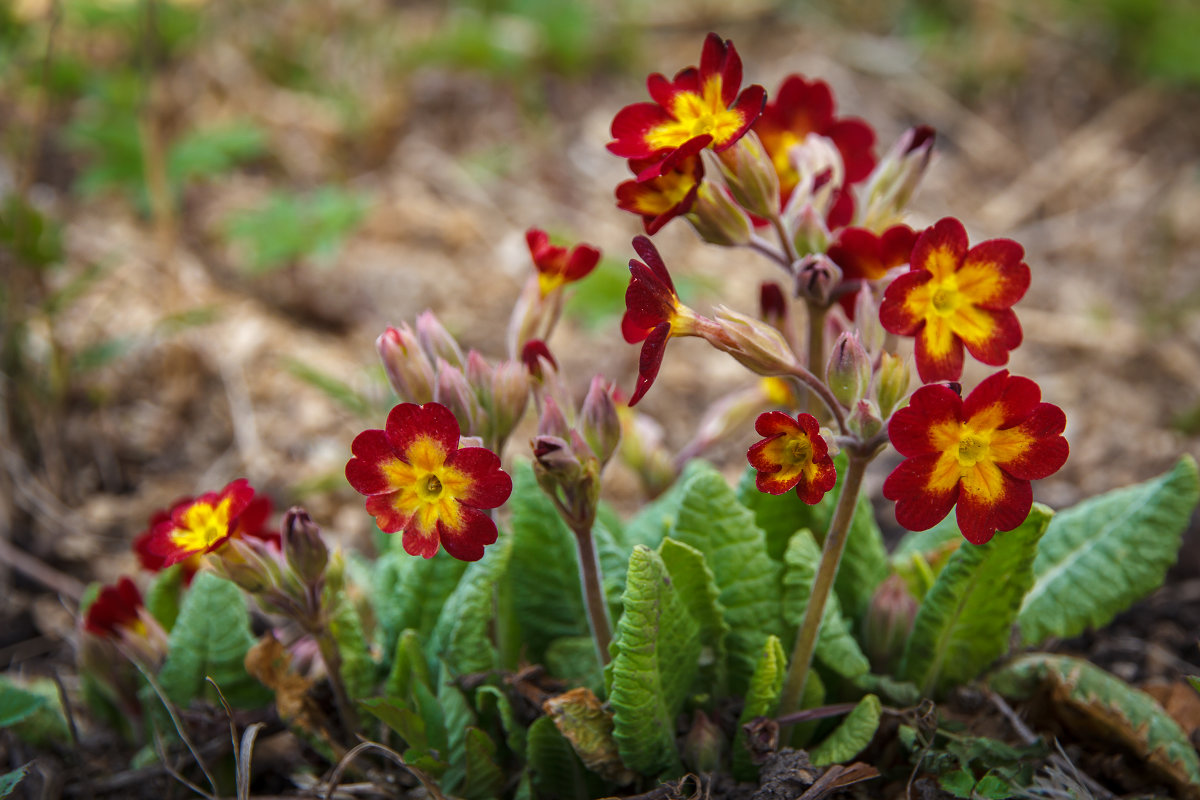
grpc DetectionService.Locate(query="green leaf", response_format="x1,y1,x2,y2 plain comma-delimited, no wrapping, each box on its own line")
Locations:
900,506,1050,697
736,464,832,561
439,678,476,793
384,628,431,703
328,591,376,699
667,461,782,694
359,697,449,777
157,572,267,708
429,534,512,677
808,693,881,766
507,462,588,662
990,653,1200,793
733,635,786,781
939,769,976,798
0,677,67,746
609,545,701,775
167,122,265,188
780,530,869,680
476,685,525,758
0,680,46,727
545,637,603,695
622,460,707,551
1018,456,1200,646
373,549,467,658
144,564,185,631
462,727,506,800
526,715,606,800
0,764,29,798
1189,675,1200,695
659,538,730,696
222,187,368,273
892,515,962,560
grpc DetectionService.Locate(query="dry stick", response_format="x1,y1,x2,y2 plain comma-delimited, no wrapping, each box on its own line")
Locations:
0,536,85,602
324,741,448,800
777,453,871,723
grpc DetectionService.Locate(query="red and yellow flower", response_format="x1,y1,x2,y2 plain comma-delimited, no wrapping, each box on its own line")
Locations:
748,411,837,504
883,370,1068,545
526,228,600,296
135,492,274,582
84,577,146,639
825,224,918,317
615,154,704,234
345,402,511,562
139,479,267,569
879,217,1029,383
754,75,877,209
621,235,700,406
608,33,765,180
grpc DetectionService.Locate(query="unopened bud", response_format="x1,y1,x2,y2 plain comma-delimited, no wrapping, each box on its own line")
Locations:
861,126,935,231
531,435,581,480
710,305,798,375
416,310,465,368
791,204,830,257
714,131,780,219
490,359,530,442
853,286,884,353
281,507,328,586
848,398,883,439
861,574,919,673
681,710,723,773
687,180,753,247
784,133,845,219
826,332,872,408
794,253,842,307
538,395,571,440
435,362,483,435
876,352,911,419
580,376,620,467
214,539,275,595
465,350,494,388
377,325,435,404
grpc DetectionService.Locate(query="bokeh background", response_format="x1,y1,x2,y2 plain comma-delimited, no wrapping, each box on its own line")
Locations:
2,0,1199,666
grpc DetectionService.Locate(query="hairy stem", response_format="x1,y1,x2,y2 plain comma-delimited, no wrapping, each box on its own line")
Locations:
313,626,359,735
777,452,871,723
570,522,613,666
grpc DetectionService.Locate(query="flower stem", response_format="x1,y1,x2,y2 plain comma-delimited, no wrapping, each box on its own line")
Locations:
313,625,359,734
801,300,827,417
777,452,870,724
570,522,613,666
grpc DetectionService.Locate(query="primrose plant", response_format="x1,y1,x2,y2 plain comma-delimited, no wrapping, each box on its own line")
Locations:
68,32,1200,800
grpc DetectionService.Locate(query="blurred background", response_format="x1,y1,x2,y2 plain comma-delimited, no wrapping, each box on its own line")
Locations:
1,0,1198,663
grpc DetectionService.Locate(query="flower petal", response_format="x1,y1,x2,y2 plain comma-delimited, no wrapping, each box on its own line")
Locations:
888,383,964,457
956,464,1032,545
437,506,499,562
914,315,965,383
911,218,969,280
880,270,933,335
386,402,460,461
883,452,959,532
346,429,398,495
444,447,513,509
628,322,672,406
366,492,414,534
992,403,1069,480
957,239,1029,309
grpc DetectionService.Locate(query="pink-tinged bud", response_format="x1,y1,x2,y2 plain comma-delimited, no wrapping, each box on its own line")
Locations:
214,538,280,596
714,131,780,219
465,350,494,388
861,574,919,673
852,286,884,355
507,274,564,359
580,376,621,467
826,332,872,409
435,361,483,435
537,395,571,440
281,507,328,587
794,253,842,307
783,134,845,219
875,352,911,419
847,398,883,440
490,359,530,442
687,180,753,247
532,435,583,480
710,305,798,375
760,282,787,329
681,710,723,773
416,310,465,369
791,204,831,257
860,125,935,231
377,325,435,404
531,433,601,532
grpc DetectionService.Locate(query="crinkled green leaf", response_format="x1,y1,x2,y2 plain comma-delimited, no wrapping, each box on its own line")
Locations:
1019,456,1200,646
507,462,588,662
808,694,881,766
990,653,1200,793
0,764,30,797
832,485,889,621
667,461,782,694
733,635,786,781
429,533,512,677
476,685,525,759
900,506,1049,697
462,727,506,800
526,715,607,800
622,460,707,551
384,628,431,703
609,545,701,776
780,530,869,680
659,538,729,696
328,591,376,699
144,564,184,631
440,677,477,794
373,548,466,658
545,637,603,695
157,572,267,708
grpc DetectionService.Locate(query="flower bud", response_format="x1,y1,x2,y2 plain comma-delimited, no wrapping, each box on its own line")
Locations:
861,574,919,673
794,253,842,307
580,376,620,467
490,359,530,442
416,310,465,369
847,398,883,440
710,305,798,375
875,352,911,419
714,131,780,219
435,361,483,435
537,395,571,440
532,435,582,482
377,325,435,404
465,349,494,388
784,133,845,219
687,180,753,247
860,125,935,231
281,507,328,587
681,710,723,773
214,540,275,595
853,286,884,354
791,204,830,257
826,332,872,408
521,339,557,381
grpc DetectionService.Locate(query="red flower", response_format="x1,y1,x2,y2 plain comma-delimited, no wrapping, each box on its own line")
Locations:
879,218,1029,383
747,411,837,504
84,577,146,638
883,371,1068,545
526,229,600,296
139,480,262,568
826,224,918,317
608,33,765,179
345,402,511,561
754,75,877,209
615,154,704,234
135,493,274,582
621,236,699,406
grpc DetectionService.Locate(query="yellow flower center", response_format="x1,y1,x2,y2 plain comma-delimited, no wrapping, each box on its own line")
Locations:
170,498,235,553
787,436,813,466
644,78,746,152
419,473,444,501
956,433,989,467
931,286,959,315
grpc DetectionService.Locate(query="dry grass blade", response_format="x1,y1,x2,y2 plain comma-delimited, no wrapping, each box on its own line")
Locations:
323,740,448,800
206,676,265,800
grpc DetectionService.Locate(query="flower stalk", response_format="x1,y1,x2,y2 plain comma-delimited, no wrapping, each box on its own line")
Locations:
570,520,613,666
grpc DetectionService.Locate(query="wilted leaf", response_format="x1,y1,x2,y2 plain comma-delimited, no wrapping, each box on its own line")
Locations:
544,687,635,784
244,634,319,732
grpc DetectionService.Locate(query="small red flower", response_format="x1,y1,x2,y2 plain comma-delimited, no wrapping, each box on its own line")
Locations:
345,402,512,562
880,218,1029,383
135,494,274,582
826,224,918,317
621,236,699,406
754,75,877,209
608,33,765,179
84,577,146,638
883,370,1068,545
139,480,262,568
615,154,704,234
526,229,600,296
748,411,837,504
